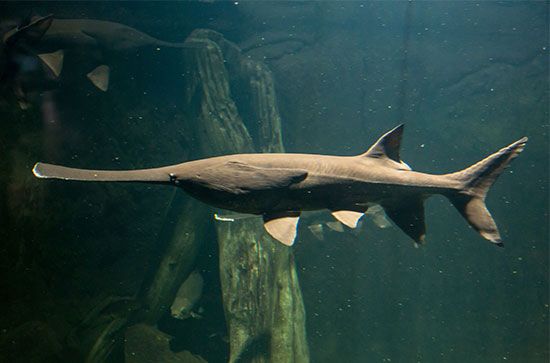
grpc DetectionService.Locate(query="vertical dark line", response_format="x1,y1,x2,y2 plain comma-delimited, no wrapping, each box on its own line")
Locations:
360,57,369,136
396,1,414,123
385,2,415,358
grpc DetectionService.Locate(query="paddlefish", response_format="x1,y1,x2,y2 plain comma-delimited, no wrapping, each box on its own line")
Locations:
32,125,527,246
2,14,189,102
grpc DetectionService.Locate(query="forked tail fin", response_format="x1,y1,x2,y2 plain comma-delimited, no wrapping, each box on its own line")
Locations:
446,137,528,246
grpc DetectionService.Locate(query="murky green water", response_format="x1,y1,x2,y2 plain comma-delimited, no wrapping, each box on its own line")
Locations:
1,2,547,362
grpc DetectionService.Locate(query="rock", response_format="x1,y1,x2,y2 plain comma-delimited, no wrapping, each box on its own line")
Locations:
124,324,206,363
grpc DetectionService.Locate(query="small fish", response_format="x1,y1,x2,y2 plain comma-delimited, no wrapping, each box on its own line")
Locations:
170,271,204,320
33,125,527,247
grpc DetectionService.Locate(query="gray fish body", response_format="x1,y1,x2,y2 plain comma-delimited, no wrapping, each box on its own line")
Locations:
1,15,188,104
170,153,458,215
36,19,188,52
33,125,528,247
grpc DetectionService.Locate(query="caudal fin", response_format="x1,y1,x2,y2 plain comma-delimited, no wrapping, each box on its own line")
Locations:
446,137,528,246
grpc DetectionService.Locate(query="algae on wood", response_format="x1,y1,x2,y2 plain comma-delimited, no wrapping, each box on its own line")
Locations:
181,29,309,363
64,27,309,362
139,194,209,324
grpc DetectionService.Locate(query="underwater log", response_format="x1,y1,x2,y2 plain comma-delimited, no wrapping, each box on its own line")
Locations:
182,29,309,363
139,194,209,324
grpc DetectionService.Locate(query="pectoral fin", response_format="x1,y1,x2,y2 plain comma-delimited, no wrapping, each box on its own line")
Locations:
383,199,426,244
331,210,364,228
86,65,110,91
263,212,300,246
38,50,64,77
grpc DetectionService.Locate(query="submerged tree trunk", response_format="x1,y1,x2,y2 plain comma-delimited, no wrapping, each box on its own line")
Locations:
182,29,309,363
139,194,210,324
92,28,309,363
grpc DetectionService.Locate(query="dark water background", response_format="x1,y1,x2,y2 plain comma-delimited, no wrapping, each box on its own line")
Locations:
0,1,548,362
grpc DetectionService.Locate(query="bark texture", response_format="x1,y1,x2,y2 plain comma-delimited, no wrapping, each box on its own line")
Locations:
181,29,309,363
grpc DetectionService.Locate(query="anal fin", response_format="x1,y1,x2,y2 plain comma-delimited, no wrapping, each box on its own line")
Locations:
331,210,364,228
383,199,426,244
263,212,300,246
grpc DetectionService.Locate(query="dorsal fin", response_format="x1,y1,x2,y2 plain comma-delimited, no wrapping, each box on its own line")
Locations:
362,124,404,163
